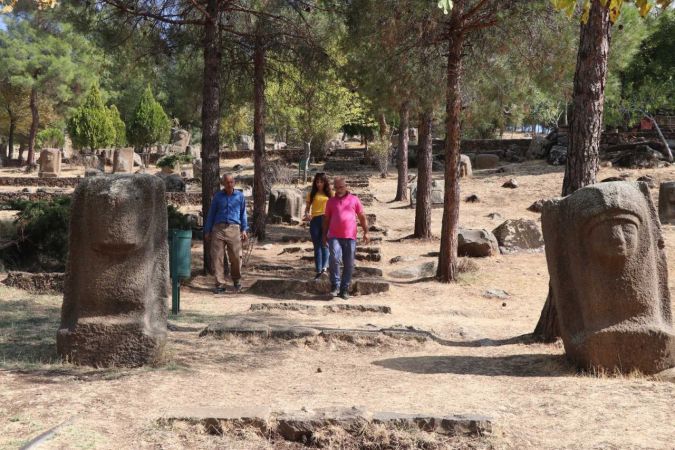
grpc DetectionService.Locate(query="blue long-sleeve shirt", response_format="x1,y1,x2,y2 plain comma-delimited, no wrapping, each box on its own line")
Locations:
204,189,248,234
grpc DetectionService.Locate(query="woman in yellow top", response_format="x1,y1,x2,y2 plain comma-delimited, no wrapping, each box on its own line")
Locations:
304,172,333,279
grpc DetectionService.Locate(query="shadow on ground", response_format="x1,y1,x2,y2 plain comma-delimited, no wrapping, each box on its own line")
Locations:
0,299,60,366
373,353,572,377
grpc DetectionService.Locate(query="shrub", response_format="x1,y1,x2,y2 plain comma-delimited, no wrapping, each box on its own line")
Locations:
127,86,171,150
157,153,194,170
36,127,65,149
109,105,127,147
368,135,392,178
0,197,71,271
167,205,192,230
67,85,115,152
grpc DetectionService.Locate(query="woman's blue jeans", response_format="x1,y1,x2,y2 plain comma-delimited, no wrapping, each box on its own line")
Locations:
309,216,329,273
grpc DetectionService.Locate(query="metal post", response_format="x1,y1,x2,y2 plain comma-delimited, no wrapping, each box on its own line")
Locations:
170,229,180,315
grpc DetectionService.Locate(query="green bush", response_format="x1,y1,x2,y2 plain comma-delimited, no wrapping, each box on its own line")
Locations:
109,105,127,147
127,86,171,150
157,153,193,169
167,205,192,230
36,127,65,149
67,85,115,152
0,197,71,271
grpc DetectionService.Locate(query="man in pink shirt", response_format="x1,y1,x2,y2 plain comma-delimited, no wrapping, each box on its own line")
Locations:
322,176,370,299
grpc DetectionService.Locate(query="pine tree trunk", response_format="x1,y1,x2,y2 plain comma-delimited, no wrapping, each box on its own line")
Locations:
437,14,464,283
394,101,410,202
414,110,433,239
7,118,15,160
561,0,611,196
252,39,267,240
27,86,39,167
201,0,222,275
535,0,612,341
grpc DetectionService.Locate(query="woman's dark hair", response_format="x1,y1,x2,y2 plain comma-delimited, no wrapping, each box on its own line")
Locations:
309,172,333,203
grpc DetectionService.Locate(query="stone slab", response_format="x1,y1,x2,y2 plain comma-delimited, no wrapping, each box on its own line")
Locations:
161,406,492,441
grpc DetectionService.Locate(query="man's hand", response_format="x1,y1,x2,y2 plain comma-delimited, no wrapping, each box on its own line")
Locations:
204,233,211,241
241,231,248,241
362,231,370,245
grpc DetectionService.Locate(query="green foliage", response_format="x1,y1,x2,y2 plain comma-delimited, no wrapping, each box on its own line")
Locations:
36,127,64,149
551,0,672,23
67,85,115,151
220,105,252,147
157,153,193,169
0,196,71,271
368,135,392,177
0,16,101,131
108,105,126,147
167,205,191,230
127,86,170,150
619,10,675,120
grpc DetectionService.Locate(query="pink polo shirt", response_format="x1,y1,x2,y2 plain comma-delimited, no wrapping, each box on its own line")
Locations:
324,193,364,240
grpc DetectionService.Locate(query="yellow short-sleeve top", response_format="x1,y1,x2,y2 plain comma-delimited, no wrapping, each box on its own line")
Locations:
306,192,329,217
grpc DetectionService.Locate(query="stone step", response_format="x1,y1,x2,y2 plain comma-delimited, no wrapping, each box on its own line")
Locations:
250,264,383,278
247,278,389,298
301,253,381,262
249,302,392,314
160,406,492,441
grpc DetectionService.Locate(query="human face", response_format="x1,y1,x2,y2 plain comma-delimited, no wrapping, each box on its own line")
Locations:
222,176,235,194
315,178,325,191
334,179,347,197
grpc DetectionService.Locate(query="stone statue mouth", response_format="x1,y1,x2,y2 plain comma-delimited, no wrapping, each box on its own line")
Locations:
92,242,139,255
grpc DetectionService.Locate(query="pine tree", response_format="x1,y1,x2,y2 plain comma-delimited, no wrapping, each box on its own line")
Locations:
127,86,170,151
67,85,115,152
108,105,126,148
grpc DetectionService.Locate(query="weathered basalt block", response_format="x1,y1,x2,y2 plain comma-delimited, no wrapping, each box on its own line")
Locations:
57,174,169,367
658,181,675,225
113,148,135,173
38,149,61,178
543,181,675,374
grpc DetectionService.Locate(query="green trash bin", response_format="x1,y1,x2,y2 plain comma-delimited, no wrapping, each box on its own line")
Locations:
168,229,192,314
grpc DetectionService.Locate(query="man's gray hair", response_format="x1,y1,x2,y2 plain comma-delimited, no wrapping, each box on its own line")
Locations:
333,176,347,185
221,173,235,181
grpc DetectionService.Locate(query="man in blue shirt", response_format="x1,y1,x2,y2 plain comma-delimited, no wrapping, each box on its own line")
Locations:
205,173,248,293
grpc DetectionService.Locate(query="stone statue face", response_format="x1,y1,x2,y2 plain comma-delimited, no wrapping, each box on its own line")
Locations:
585,210,640,262
85,177,155,255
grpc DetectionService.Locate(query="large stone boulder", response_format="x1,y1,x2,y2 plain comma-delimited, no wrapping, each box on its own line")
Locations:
658,181,675,225
57,174,168,367
458,229,499,257
548,145,567,165
474,154,499,169
171,128,190,151
459,154,472,178
543,181,675,374
492,219,544,253
526,135,547,160
192,159,202,180
38,148,61,178
409,180,444,207
268,188,304,224
113,148,135,173
156,172,186,192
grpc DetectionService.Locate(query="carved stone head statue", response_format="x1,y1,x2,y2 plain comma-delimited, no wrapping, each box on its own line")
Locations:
543,181,674,374
57,174,168,367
